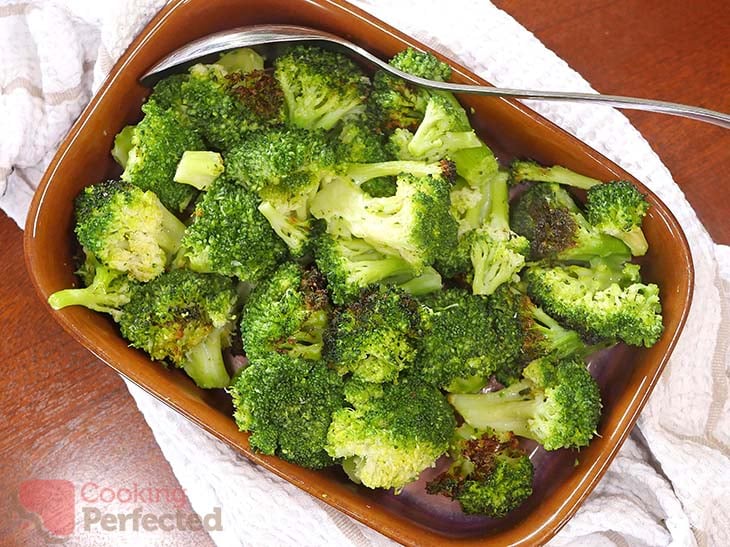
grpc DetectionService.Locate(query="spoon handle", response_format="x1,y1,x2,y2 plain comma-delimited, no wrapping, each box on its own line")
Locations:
345,42,730,130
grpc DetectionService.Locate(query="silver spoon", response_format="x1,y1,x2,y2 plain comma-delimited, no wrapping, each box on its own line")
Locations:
140,24,730,129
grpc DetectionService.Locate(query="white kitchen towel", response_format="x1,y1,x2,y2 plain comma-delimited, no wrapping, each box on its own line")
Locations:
2,0,728,545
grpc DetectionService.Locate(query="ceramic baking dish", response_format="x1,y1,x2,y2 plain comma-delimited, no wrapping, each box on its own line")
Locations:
24,0,694,544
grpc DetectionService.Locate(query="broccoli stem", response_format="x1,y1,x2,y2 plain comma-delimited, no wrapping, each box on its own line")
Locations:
486,171,510,232
173,151,224,191
216,48,264,73
397,266,442,296
530,304,586,358
448,384,539,439
510,160,602,189
258,201,310,255
346,161,444,184
111,125,136,169
158,207,187,256
47,286,128,320
182,327,231,389
610,225,649,257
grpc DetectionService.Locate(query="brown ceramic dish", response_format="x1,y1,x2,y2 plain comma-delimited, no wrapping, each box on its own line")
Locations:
24,0,694,544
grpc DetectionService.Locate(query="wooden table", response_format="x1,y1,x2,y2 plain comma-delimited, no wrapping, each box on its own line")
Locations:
1,1,728,545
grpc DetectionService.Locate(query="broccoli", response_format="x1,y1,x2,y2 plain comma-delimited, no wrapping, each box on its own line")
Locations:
111,125,135,168
178,178,286,281
48,252,137,320
311,165,458,272
146,73,188,111
174,151,224,190
326,375,456,490
370,47,450,132
274,45,369,130
511,182,631,264
416,288,520,393
119,269,238,389
175,57,285,150
240,263,331,361
229,354,344,469
585,180,650,256
324,286,423,383
226,126,338,255
469,171,530,295
120,102,204,212
73,180,186,282
517,290,609,365
344,158,456,186
525,260,663,347
449,357,602,450
427,425,533,517
405,94,481,161
508,159,603,189
313,231,442,304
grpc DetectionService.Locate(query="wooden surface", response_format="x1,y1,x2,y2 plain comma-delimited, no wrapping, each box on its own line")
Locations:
1,1,728,545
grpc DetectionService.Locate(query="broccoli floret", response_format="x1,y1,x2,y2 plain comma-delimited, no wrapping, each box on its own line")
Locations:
427,425,533,517
511,182,631,264
111,125,135,169
525,261,663,347
146,73,188,111
326,375,456,490
178,178,286,281
405,94,481,161
119,269,237,389
173,151,224,190
226,126,338,255
121,102,203,212
370,48,451,132
417,288,518,392
241,263,331,361
469,171,530,295
177,59,284,150
585,180,650,256
486,284,530,385
449,357,602,450
517,291,610,365
229,354,344,469
47,252,137,320
508,159,602,189
324,286,423,383
311,168,458,272
274,45,369,130
313,231,441,304
73,180,186,282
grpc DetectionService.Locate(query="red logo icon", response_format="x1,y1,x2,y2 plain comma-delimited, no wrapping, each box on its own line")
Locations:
17,479,75,539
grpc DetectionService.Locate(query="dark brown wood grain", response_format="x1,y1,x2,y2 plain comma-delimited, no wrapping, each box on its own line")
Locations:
1,1,727,545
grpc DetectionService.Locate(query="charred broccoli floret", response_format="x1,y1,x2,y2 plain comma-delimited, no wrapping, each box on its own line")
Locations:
178,178,286,281
240,263,331,361
73,180,185,282
118,269,237,389
324,286,423,383
326,375,456,490
511,182,630,263
449,357,602,450
229,354,344,469
427,425,533,517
